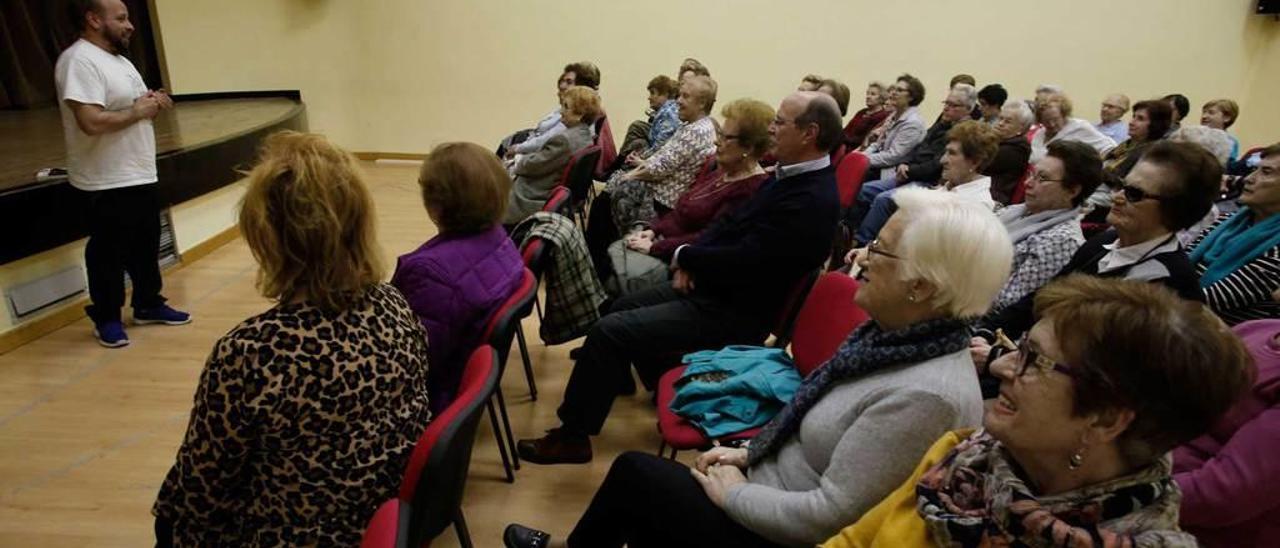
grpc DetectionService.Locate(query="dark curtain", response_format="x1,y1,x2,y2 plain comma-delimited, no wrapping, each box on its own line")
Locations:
0,0,163,109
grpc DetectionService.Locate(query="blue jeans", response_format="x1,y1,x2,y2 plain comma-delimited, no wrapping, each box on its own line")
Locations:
854,181,929,245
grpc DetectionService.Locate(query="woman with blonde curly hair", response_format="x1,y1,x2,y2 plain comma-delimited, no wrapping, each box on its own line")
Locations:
153,131,431,547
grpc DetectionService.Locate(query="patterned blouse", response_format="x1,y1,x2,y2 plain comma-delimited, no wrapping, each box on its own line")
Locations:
992,218,1085,311
635,116,718,208
152,283,431,547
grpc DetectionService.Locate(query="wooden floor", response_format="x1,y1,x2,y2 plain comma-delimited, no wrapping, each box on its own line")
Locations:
0,161,683,547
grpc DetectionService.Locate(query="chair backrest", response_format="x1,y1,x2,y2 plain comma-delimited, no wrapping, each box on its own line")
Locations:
834,151,871,209
398,345,500,548
771,269,820,349
541,186,571,217
565,146,603,205
480,268,538,363
519,235,550,279
829,143,848,169
593,115,618,179
789,272,870,376
360,498,410,548
1008,163,1034,204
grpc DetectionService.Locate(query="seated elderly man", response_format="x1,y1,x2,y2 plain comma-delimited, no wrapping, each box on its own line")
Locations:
517,92,842,465
1029,92,1116,163
499,61,600,158
986,99,1035,204
1095,93,1131,144
586,75,718,279
846,83,978,245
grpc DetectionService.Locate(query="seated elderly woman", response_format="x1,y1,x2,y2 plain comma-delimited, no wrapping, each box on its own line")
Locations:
859,74,927,178
986,98,1034,204
1093,99,1174,207
502,187,1014,548
586,75,718,278
853,120,1000,247
822,275,1253,548
842,81,892,149
976,84,1007,126
503,85,600,225
1030,92,1116,163
1201,98,1242,161
607,99,773,292
971,141,1222,373
1174,319,1280,548
152,132,431,546
616,75,681,161
991,141,1102,313
393,142,523,414
1188,143,1280,325
499,61,600,158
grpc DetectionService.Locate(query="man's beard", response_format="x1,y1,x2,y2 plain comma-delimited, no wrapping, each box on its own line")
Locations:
108,30,131,55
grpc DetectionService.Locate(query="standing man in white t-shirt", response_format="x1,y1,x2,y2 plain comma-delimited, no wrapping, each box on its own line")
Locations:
55,0,191,348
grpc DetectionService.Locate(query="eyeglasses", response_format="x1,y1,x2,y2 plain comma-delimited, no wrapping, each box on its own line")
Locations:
771,116,794,128
1119,184,1167,203
866,238,902,260
1029,171,1065,185
994,330,1075,379
943,101,966,108
718,132,741,141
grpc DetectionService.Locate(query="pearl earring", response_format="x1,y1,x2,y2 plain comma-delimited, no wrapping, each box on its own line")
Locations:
1068,449,1085,470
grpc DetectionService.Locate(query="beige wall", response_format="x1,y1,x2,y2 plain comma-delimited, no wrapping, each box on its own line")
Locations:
154,0,1279,153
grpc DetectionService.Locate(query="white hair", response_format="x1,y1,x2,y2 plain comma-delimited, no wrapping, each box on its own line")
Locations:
891,187,1013,318
1036,83,1063,95
950,83,978,110
1169,126,1233,167
1001,98,1035,131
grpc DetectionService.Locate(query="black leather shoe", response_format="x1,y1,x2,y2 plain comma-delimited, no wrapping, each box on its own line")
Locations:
503,523,551,548
516,427,592,464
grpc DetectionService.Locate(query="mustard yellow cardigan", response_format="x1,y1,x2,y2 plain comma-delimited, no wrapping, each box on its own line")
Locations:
819,429,974,548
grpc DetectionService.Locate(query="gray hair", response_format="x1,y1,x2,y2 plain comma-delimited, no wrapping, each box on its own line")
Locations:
950,83,978,110
1001,99,1035,131
1036,83,1064,95
891,187,1013,318
1169,126,1234,167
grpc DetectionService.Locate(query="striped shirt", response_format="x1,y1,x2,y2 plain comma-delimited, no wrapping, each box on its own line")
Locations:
1189,215,1280,325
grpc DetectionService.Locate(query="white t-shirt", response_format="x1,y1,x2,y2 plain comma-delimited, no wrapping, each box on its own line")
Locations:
54,38,157,191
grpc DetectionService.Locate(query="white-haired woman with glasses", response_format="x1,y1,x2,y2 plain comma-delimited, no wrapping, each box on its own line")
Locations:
502,187,1013,548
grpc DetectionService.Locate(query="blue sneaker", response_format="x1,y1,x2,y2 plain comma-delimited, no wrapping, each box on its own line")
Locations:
94,320,130,348
133,304,192,326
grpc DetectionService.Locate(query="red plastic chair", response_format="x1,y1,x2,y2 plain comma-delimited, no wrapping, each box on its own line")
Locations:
478,268,538,480
593,115,618,180
541,186,571,218
560,145,603,227
1008,164,1034,205
835,151,871,209
655,272,869,459
360,498,410,548
519,235,551,322
397,345,500,548
829,143,848,169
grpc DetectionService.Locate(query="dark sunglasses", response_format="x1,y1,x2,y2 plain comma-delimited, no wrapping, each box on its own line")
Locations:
1119,184,1167,203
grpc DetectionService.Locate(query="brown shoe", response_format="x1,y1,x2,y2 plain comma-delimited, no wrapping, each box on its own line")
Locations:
516,427,593,464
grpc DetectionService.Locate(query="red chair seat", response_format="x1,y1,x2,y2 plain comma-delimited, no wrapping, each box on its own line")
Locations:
656,366,762,450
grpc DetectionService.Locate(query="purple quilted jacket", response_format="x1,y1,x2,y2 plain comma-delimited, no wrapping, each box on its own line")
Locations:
391,225,523,414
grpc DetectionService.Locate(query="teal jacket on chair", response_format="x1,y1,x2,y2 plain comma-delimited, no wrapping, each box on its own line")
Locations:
669,346,803,438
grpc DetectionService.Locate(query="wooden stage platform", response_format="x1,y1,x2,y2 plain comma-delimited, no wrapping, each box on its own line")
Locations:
0,91,306,265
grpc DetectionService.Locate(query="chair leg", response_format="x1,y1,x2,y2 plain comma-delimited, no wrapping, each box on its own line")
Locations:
495,388,520,470
669,448,678,461
486,399,514,483
657,440,667,457
454,510,475,548
534,297,543,322
516,325,537,400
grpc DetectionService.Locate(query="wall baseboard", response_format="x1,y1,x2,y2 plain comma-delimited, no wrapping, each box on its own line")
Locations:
353,152,427,162
0,224,241,356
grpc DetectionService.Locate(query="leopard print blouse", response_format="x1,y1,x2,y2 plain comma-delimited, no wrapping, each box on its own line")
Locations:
153,283,431,547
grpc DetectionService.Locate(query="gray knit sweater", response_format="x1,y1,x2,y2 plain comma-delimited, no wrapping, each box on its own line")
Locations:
722,349,982,547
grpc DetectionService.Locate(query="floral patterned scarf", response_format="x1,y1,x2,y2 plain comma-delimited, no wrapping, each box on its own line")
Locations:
915,431,1196,548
